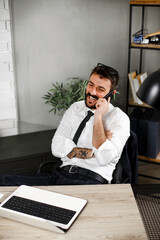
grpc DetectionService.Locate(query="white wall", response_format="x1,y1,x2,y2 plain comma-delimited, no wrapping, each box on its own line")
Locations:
10,0,160,130
0,0,18,136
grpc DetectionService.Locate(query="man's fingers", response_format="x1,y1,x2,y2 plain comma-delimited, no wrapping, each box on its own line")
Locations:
107,97,111,103
96,98,106,108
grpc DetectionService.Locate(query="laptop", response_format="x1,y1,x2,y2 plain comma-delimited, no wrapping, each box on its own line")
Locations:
0,185,87,233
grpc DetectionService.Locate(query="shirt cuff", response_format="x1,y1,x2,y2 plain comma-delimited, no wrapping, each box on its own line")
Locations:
63,138,77,157
92,140,117,166
51,137,76,159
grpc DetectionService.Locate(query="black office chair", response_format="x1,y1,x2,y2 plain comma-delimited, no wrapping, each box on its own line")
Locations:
111,130,138,184
37,130,138,184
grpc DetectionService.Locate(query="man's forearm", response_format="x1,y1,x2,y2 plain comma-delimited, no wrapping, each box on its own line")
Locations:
92,115,106,149
67,147,93,159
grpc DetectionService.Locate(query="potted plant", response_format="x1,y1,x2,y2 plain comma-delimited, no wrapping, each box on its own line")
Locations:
43,77,88,114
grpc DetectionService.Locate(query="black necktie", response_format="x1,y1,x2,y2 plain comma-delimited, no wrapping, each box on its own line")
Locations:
73,110,94,144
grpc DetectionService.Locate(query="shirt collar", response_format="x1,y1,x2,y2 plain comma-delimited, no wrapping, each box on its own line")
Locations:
76,100,113,115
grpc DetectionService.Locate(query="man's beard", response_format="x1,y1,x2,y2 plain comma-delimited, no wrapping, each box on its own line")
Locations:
85,93,98,109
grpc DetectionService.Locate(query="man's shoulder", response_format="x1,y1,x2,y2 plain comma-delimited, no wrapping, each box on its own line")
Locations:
108,104,129,120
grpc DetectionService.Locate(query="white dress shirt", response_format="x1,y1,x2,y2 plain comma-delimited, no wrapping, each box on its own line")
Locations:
51,100,130,182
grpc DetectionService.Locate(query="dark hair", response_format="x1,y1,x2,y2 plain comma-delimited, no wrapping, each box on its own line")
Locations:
90,63,119,90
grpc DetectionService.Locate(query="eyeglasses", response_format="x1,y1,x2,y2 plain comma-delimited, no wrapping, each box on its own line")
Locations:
97,63,118,76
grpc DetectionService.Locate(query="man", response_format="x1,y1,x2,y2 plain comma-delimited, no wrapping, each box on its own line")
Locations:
51,63,130,184
0,63,130,186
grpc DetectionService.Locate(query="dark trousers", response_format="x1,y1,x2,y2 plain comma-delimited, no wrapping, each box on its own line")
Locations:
0,168,102,186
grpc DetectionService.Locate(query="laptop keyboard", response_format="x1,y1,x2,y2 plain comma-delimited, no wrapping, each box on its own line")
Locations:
2,196,76,225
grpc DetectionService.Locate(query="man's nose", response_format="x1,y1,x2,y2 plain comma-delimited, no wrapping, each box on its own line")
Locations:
90,87,97,96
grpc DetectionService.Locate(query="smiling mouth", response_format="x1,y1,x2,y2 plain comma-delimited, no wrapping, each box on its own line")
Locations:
87,93,98,102
89,95,97,101
85,93,97,109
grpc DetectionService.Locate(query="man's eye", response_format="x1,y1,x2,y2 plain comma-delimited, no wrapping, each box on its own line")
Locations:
99,88,105,92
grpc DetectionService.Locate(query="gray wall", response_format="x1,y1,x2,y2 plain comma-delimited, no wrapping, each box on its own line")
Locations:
11,0,160,129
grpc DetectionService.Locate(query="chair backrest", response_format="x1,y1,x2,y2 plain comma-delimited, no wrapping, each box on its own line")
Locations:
111,130,138,184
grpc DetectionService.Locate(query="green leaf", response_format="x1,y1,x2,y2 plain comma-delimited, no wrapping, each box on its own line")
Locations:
43,77,88,114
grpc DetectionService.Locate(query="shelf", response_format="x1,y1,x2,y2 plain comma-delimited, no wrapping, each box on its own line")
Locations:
131,42,160,49
139,152,160,164
128,98,152,108
130,1,160,5
128,2,160,172
126,3,160,113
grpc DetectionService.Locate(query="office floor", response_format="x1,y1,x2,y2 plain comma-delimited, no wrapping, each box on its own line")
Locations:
138,161,160,184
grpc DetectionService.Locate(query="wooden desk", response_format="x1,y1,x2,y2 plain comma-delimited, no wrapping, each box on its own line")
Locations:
0,184,147,240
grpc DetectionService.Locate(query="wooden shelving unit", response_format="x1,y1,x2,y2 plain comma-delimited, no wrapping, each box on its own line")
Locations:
130,0,160,5
129,98,152,108
138,152,160,181
127,1,160,180
126,1,160,114
131,42,160,49
139,152,160,164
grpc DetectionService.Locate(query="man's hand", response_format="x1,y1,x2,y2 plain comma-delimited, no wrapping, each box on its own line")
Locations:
95,97,110,119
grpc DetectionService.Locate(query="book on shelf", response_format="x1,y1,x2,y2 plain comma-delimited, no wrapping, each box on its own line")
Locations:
128,71,147,105
133,77,143,105
128,71,138,104
136,72,147,85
